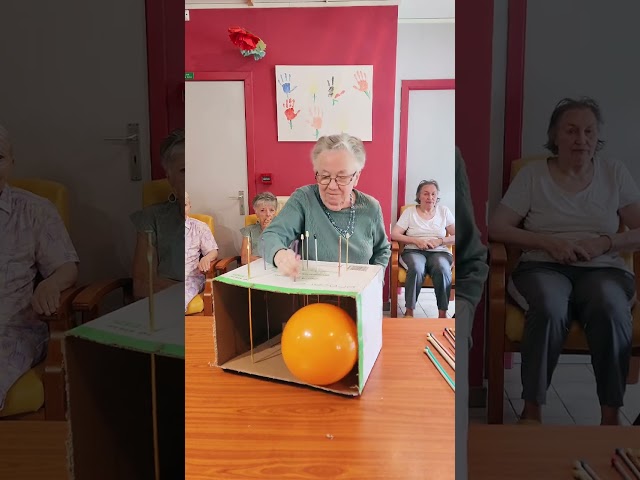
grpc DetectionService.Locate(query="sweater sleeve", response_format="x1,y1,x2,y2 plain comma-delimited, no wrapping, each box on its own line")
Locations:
261,188,306,266
369,199,391,268
454,147,489,309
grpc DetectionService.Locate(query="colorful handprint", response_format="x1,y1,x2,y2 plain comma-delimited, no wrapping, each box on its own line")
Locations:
283,98,300,129
307,106,323,140
278,73,297,96
352,70,370,99
327,76,346,105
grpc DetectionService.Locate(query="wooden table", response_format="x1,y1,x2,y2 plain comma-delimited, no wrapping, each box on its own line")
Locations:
468,424,640,480
186,317,455,480
0,421,68,479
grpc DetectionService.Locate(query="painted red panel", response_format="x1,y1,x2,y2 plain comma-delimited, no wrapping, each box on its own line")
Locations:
186,6,398,301
185,6,398,234
456,0,494,389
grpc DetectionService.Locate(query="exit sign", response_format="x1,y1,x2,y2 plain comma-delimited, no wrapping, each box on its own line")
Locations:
185,72,194,80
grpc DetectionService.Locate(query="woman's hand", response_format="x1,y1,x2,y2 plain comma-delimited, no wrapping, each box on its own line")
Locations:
575,236,611,259
274,249,302,279
198,256,213,273
542,237,591,264
32,278,61,316
413,237,441,250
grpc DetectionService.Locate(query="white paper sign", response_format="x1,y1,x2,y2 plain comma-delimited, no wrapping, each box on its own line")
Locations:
275,65,373,142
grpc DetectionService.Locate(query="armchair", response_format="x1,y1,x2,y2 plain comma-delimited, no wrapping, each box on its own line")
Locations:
2,178,83,420
390,204,455,317
486,157,640,424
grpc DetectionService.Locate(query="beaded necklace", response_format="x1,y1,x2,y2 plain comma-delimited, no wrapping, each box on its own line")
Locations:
322,191,356,238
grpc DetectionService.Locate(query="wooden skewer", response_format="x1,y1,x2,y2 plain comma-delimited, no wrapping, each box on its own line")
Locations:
612,457,633,480
305,231,309,270
249,287,254,363
429,333,455,363
338,235,342,276
576,460,602,480
247,236,251,279
443,331,456,351
345,233,350,270
146,231,155,332
627,449,640,475
427,334,455,370
314,234,318,270
300,234,305,271
150,354,160,480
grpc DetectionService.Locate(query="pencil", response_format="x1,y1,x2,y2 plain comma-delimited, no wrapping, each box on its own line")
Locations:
612,457,633,480
427,333,455,370
578,460,602,480
617,448,640,479
424,346,455,391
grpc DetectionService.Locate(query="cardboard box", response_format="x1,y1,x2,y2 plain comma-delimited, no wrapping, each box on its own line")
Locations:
212,260,384,396
64,284,184,479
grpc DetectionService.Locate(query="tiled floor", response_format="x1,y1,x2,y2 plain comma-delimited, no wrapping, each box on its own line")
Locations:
388,289,639,426
469,353,640,425
385,287,455,318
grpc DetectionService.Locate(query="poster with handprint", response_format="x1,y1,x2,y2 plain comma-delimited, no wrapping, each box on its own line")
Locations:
275,65,373,142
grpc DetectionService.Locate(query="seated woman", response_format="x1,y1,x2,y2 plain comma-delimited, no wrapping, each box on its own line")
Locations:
184,192,218,312
240,192,277,265
489,97,640,425
0,124,79,416
262,133,391,277
391,180,455,318
130,129,185,300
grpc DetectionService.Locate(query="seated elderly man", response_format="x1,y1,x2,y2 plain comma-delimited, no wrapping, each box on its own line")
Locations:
0,124,79,416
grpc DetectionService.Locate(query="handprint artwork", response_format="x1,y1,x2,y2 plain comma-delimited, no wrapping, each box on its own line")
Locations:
327,76,346,105
307,106,323,140
278,73,297,96
283,98,300,129
352,70,371,99
275,65,372,141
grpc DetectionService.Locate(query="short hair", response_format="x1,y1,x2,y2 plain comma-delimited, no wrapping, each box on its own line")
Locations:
311,133,366,171
160,128,185,172
252,192,277,209
415,179,440,204
544,97,605,154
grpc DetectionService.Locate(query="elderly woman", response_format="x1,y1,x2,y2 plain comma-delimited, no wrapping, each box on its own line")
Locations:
391,180,455,318
262,133,391,277
489,97,640,425
240,192,277,265
0,124,79,416
184,192,218,312
130,129,185,300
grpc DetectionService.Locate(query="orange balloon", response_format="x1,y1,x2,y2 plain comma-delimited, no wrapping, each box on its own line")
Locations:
281,303,358,386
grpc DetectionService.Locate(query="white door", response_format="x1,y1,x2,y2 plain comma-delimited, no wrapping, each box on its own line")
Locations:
185,81,249,258
405,90,455,211
0,0,151,285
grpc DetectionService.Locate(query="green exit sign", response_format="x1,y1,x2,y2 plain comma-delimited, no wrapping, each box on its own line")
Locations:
185,72,194,80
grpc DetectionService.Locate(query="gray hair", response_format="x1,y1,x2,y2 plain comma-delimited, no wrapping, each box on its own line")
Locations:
252,191,278,209
160,128,185,172
544,97,605,154
415,179,440,203
311,133,366,172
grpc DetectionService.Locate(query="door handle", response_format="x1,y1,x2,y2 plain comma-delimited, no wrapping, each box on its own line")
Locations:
228,191,245,215
104,123,142,181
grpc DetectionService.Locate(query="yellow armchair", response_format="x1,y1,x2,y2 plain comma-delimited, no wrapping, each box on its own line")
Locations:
2,178,82,420
73,179,216,319
486,157,640,424
390,204,455,317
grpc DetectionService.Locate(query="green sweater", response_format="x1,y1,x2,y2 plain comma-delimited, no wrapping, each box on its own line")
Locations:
262,185,391,268
455,147,489,308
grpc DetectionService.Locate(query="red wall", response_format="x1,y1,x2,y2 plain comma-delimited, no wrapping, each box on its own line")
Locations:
456,0,494,390
185,6,398,232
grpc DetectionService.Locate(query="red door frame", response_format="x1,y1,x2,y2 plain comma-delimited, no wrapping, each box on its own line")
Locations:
145,0,185,180
184,72,257,204
397,79,455,219
503,0,528,190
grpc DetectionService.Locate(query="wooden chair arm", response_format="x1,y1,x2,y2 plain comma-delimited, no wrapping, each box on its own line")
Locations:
215,256,241,275
41,285,83,421
72,278,133,322
391,241,400,278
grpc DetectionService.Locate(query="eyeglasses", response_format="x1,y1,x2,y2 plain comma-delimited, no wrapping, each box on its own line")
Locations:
315,172,357,186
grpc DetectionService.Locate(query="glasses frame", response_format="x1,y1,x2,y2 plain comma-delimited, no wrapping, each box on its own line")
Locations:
315,171,357,187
